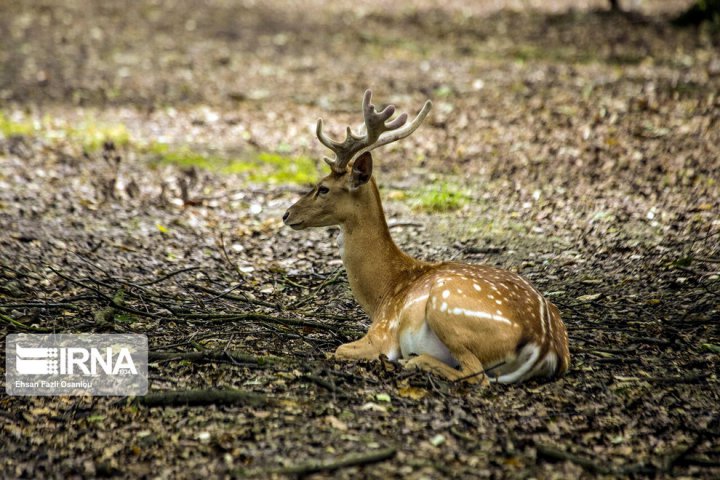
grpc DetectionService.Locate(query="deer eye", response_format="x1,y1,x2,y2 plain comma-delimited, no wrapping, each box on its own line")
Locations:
317,185,330,195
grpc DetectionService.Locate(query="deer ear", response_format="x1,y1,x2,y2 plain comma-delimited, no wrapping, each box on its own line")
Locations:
350,152,373,190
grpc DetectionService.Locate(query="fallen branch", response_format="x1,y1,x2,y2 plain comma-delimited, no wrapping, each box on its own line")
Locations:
626,335,671,346
536,444,611,475
148,349,282,366
242,446,397,477
136,389,272,408
178,312,337,332
0,313,54,332
645,373,710,385
678,455,720,468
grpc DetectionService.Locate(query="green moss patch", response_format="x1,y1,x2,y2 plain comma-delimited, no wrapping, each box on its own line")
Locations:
0,111,317,185
408,182,472,212
147,143,318,185
0,112,36,137
0,111,130,151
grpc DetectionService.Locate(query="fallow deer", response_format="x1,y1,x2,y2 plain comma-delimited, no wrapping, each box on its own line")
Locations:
283,90,570,384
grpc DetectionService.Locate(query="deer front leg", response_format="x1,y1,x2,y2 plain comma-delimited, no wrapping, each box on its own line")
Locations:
334,336,383,361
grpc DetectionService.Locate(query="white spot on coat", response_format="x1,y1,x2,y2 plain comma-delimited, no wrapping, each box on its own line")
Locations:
448,307,512,325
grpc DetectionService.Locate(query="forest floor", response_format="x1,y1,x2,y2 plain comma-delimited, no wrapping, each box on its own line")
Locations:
1,0,719,478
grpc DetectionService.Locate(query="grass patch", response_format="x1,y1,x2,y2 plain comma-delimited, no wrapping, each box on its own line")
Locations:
0,111,130,151
1,110,317,184
0,112,36,137
65,121,131,151
407,182,472,212
147,143,318,184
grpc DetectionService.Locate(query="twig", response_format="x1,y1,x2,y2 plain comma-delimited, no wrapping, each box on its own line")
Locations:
152,332,220,350
644,373,710,385
281,275,307,289
137,266,200,286
177,312,337,332
694,256,720,264
136,389,272,407
241,446,397,477
455,361,505,383
388,221,424,229
188,284,278,309
0,302,80,310
0,263,43,281
301,373,339,393
48,266,160,319
311,312,363,323
290,268,344,310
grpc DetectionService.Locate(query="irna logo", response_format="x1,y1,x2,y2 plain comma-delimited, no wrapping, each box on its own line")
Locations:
15,344,138,375
7,333,148,396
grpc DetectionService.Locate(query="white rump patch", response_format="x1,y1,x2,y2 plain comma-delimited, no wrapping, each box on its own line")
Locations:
495,344,541,384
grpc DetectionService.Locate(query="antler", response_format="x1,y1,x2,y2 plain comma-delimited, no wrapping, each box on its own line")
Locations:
316,90,433,174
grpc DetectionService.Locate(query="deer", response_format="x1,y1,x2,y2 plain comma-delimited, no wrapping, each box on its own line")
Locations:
283,90,570,384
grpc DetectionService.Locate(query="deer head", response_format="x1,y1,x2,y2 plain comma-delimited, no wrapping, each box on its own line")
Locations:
283,90,432,230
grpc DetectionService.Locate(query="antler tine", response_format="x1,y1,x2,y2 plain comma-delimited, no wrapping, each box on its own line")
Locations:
316,118,368,173
316,118,339,150
358,99,432,156
316,90,431,174
362,89,406,143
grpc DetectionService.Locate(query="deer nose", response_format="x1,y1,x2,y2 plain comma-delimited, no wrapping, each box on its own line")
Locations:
282,210,290,222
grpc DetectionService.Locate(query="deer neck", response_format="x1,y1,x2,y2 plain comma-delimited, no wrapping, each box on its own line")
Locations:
340,178,420,317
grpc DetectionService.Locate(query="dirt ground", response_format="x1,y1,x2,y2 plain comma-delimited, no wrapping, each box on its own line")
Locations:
1,0,719,478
